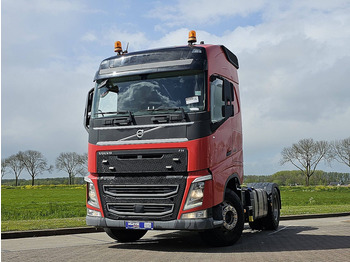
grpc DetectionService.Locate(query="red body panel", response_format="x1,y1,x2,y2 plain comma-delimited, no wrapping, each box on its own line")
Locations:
205,45,243,205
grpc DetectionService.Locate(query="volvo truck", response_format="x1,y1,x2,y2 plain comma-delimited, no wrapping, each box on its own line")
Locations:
84,31,281,246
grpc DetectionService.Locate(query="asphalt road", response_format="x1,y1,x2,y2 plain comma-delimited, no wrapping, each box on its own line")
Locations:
2,216,350,262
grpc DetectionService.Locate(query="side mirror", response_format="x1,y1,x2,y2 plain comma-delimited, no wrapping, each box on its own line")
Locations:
222,104,234,118
222,80,234,119
84,88,94,132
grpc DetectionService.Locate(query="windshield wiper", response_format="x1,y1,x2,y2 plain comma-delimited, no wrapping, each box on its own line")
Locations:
97,110,131,115
147,107,186,122
147,106,184,113
97,111,134,125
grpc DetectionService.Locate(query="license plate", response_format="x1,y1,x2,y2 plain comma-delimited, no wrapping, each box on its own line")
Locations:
125,221,154,230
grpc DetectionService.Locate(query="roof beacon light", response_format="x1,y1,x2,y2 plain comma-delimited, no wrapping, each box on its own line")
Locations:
114,41,122,54
188,30,197,45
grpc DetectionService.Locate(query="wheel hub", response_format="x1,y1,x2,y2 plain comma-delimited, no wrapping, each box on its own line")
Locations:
222,203,238,230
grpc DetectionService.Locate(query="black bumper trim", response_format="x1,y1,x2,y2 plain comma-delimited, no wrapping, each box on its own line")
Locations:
86,216,223,230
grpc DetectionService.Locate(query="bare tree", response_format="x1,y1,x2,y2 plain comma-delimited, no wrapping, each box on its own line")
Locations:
56,152,86,185
331,137,350,169
1,159,8,178
280,138,331,186
4,154,25,186
81,153,88,175
18,150,53,186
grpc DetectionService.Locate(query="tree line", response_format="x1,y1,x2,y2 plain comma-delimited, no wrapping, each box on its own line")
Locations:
1,177,85,186
1,150,87,186
1,137,349,186
245,170,350,186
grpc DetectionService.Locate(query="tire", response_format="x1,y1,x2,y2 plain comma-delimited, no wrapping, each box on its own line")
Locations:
263,187,280,230
104,228,147,242
246,182,281,231
199,190,244,247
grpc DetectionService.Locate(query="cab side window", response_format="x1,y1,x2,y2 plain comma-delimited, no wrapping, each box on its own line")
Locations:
210,76,234,124
210,78,225,123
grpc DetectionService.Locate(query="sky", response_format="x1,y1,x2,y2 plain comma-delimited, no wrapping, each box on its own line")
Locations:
2,0,350,179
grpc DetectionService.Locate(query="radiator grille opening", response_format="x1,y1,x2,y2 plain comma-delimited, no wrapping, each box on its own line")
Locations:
103,184,179,198
107,203,174,216
98,173,187,221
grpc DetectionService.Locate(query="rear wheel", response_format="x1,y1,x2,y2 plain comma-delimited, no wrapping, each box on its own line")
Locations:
263,187,280,230
200,190,244,247
104,228,147,242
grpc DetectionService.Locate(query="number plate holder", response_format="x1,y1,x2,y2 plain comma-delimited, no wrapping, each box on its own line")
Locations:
125,221,154,230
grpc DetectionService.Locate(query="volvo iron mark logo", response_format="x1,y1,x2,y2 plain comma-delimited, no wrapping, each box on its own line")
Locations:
136,129,144,139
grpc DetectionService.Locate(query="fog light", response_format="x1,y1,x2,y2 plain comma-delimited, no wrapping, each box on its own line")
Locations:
87,208,101,217
181,210,208,219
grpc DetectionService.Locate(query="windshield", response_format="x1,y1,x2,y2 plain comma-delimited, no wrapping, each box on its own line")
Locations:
91,71,205,118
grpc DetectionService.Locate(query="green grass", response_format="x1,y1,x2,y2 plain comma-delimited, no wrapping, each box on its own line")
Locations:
1,217,86,231
1,185,350,232
280,185,350,216
281,205,350,216
1,185,86,220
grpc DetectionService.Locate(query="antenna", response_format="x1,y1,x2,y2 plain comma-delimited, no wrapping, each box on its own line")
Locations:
124,42,129,54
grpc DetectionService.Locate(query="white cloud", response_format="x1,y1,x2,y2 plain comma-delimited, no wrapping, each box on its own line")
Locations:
81,32,98,42
148,0,266,27
3,0,86,13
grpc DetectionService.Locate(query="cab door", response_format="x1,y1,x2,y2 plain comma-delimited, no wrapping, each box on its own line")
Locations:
209,76,234,168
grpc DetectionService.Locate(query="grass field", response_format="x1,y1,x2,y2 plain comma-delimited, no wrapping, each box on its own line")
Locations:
1,185,350,232
1,185,86,231
280,186,350,216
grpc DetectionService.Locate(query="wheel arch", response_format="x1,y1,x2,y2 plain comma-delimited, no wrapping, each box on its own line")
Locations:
223,173,241,200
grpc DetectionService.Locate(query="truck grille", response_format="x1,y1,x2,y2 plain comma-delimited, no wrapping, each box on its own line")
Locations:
97,174,187,221
103,184,179,198
107,203,174,216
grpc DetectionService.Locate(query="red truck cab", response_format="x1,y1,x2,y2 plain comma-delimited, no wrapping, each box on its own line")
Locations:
84,31,280,246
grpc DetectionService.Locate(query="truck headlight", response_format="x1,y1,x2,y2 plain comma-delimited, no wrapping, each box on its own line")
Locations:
85,176,100,209
184,174,212,210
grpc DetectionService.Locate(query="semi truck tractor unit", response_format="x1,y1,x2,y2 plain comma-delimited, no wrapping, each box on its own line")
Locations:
84,31,281,246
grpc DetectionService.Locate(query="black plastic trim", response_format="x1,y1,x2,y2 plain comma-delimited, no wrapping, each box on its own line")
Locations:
220,45,239,69
86,216,223,230
223,173,241,200
88,112,212,145
95,46,208,81
97,173,188,222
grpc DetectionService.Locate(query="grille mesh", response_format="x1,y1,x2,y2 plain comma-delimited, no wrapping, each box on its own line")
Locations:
103,184,179,198
107,203,174,216
98,174,187,221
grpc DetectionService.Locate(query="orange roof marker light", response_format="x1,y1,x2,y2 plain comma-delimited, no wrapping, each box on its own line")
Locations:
114,41,122,54
188,30,197,45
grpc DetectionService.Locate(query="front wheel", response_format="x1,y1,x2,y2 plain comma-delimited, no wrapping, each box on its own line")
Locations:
199,190,244,247
104,228,147,242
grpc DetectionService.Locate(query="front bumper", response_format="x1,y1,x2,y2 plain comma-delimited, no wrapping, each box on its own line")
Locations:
86,216,223,230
